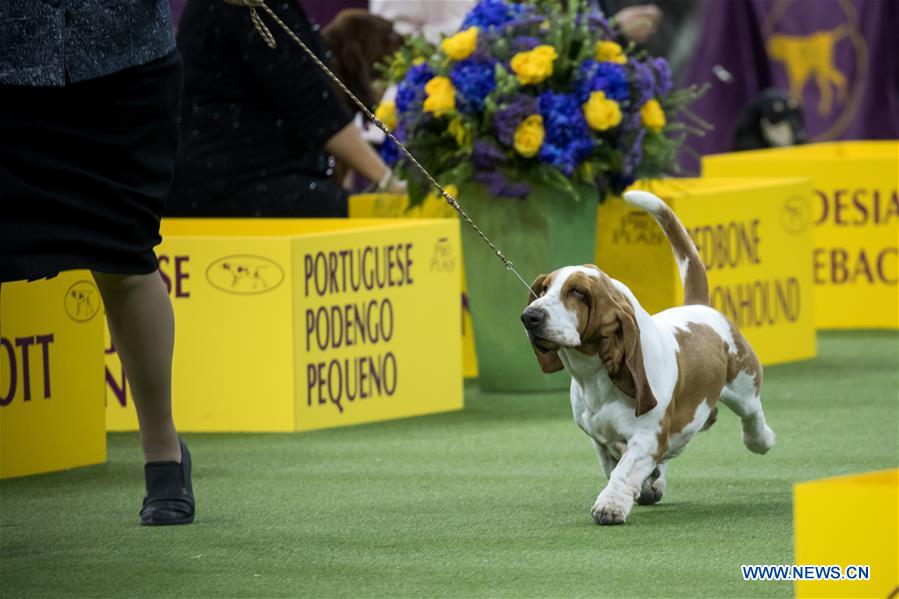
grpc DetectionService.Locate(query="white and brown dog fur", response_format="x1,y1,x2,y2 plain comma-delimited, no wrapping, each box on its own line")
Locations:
521,190,776,525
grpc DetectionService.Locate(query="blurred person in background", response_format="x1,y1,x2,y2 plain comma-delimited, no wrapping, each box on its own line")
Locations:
167,0,403,217
598,0,699,79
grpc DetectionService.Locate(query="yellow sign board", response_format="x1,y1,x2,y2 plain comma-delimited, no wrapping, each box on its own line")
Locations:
1,272,106,478
596,178,816,365
704,141,898,329
106,218,463,432
349,193,478,378
794,469,898,598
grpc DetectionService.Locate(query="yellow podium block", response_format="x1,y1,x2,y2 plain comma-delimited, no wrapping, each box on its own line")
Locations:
106,219,463,432
595,178,816,365
349,193,478,378
794,469,898,598
1,272,106,479
704,141,898,329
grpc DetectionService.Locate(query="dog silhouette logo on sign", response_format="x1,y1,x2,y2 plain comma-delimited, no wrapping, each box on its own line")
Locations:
221,262,269,290
206,255,285,295
64,280,101,322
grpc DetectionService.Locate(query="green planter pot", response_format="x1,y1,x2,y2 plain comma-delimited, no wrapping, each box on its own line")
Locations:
458,180,598,392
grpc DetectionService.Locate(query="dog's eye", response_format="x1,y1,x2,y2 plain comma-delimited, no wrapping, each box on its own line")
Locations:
568,288,585,300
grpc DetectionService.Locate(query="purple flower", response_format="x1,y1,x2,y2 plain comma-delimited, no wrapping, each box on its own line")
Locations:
461,0,524,29
395,63,434,113
503,14,544,32
449,57,496,113
538,91,594,176
576,60,629,104
651,57,672,95
472,139,507,170
623,127,645,177
608,109,644,192
474,169,530,199
630,59,655,106
512,35,541,52
587,10,614,38
492,94,538,147
394,117,409,143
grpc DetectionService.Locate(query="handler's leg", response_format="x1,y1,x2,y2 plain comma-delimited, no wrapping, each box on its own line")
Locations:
94,271,179,463
93,270,194,525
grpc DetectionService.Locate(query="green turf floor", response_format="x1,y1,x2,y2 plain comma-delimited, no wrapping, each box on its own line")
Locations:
1,331,897,598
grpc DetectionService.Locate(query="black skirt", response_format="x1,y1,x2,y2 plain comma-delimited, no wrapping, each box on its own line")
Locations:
0,50,183,283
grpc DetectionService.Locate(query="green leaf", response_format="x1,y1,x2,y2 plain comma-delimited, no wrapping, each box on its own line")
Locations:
533,164,582,203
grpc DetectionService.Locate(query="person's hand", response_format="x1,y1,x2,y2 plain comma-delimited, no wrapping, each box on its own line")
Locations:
614,4,662,45
377,168,407,194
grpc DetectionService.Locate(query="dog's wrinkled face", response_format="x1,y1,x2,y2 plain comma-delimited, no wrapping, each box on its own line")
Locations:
521,266,599,352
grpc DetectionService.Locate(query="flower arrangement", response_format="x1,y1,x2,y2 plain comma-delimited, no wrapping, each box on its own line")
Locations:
376,0,704,204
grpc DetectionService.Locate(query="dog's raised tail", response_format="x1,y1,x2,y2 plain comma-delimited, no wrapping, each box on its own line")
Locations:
623,190,709,305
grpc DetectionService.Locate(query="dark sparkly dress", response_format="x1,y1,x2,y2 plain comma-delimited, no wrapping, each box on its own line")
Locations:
167,0,353,217
0,0,180,283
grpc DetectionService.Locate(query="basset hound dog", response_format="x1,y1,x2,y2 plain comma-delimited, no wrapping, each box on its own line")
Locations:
521,190,776,525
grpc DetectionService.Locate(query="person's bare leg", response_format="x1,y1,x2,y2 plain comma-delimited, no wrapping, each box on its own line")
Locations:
92,271,180,464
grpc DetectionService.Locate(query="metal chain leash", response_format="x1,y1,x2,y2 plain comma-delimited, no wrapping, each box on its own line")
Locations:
224,0,535,296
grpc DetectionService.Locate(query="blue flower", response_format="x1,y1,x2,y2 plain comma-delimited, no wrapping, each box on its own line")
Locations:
576,60,629,104
537,91,594,176
651,57,672,95
461,0,524,29
449,58,496,113
395,63,434,113
379,137,399,166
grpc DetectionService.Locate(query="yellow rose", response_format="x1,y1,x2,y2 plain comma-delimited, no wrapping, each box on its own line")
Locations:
423,76,456,116
640,98,666,132
513,114,545,158
582,91,622,131
447,116,471,147
510,45,558,85
441,27,478,61
595,40,627,64
374,100,397,131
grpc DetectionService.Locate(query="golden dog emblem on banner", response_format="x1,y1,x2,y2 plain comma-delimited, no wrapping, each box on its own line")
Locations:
767,26,849,116
763,0,868,141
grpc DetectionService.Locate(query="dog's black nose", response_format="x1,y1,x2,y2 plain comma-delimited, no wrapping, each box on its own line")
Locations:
521,308,545,329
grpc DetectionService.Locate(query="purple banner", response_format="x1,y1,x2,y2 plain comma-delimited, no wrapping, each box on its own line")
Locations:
682,0,899,164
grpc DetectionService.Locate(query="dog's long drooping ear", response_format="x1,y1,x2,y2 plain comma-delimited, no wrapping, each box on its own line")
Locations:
587,279,657,416
526,274,563,374
618,306,657,416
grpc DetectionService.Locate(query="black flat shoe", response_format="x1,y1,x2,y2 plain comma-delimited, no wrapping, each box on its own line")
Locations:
140,439,195,526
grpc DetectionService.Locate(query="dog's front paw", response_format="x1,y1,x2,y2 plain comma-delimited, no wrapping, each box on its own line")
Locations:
591,497,630,525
